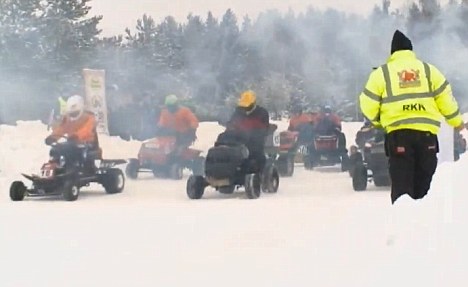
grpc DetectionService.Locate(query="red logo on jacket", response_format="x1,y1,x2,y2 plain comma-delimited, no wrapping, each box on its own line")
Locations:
397,69,421,88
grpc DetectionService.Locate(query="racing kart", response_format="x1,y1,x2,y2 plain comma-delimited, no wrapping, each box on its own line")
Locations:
186,130,279,200
304,133,349,172
276,130,299,177
125,131,204,180
10,138,126,201
350,129,391,191
263,124,298,177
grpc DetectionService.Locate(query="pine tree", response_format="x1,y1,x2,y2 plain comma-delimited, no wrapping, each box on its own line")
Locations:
407,0,441,39
0,0,102,121
217,9,241,100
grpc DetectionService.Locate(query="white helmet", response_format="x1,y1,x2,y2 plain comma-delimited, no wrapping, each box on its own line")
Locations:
66,95,85,121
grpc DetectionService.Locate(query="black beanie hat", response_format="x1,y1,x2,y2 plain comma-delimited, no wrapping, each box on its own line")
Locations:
391,30,413,54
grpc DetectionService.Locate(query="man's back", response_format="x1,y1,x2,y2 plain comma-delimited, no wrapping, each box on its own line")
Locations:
227,106,269,153
362,49,463,135
159,106,199,133
289,113,313,131
315,113,341,134
228,106,269,132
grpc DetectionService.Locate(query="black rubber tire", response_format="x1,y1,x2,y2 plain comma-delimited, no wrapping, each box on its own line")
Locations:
277,155,294,177
245,173,261,199
261,162,280,193
169,163,184,180
373,175,391,187
102,168,125,194
349,153,364,178
125,159,139,179
341,154,350,172
191,156,205,176
152,168,160,178
62,181,80,201
352,164,368,191
186,175,205,199
10,181,26,201
303,155,314,170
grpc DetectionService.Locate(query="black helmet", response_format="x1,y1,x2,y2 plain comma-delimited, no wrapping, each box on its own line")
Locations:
322,105,332,114
291,106,303,115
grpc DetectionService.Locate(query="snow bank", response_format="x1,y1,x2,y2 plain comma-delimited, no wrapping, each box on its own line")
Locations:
0,119,467,287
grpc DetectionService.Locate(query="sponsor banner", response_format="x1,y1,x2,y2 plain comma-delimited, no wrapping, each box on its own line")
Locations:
83,69,109,134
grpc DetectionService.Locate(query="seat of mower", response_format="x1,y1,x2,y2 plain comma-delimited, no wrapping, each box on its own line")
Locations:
85,147,103,160
314,135,338,150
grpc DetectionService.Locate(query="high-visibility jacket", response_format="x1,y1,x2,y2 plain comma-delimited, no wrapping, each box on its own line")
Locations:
359,50,463,134
58,97,67,116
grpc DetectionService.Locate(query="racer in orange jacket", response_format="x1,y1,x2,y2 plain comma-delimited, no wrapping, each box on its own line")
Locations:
158,94,199,148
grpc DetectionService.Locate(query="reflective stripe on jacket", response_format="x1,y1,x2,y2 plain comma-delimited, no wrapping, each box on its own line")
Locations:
359,50,463,134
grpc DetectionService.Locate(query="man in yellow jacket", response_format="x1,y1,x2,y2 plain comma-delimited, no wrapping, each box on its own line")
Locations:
359,30,465,204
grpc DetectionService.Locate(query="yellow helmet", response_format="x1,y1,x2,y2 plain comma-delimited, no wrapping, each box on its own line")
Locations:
238,90,256,108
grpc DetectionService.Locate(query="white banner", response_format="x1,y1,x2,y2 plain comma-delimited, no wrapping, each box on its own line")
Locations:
83,69,109,134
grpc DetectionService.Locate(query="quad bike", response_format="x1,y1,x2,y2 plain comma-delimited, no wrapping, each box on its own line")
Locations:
186,130,279,200
125,135,204,180
304,133,349,172
350,130,391,191
10,138,126,201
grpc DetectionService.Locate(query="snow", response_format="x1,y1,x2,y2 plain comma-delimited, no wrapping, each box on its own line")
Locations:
0,120,467,287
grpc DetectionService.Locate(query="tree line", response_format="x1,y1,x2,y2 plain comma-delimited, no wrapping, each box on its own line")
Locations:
1,0,468,125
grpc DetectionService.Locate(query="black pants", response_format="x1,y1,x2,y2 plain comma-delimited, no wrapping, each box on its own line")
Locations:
385,129,438,204
50,143,97,172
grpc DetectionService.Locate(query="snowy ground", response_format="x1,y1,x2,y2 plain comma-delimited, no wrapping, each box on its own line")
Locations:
0,120,467,287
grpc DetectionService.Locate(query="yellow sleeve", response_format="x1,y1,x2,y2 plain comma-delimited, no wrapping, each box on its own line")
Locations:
359,69,384,126
430,64,463,127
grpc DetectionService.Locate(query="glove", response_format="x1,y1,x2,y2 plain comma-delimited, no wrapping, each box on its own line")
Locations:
456,123,465,132
45,135,56,145
56,137,68,144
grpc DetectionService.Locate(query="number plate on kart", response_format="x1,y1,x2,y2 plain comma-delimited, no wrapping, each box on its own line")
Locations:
40,164,55,178
320,155,328,160
99,161,115,168
298,145,309,155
